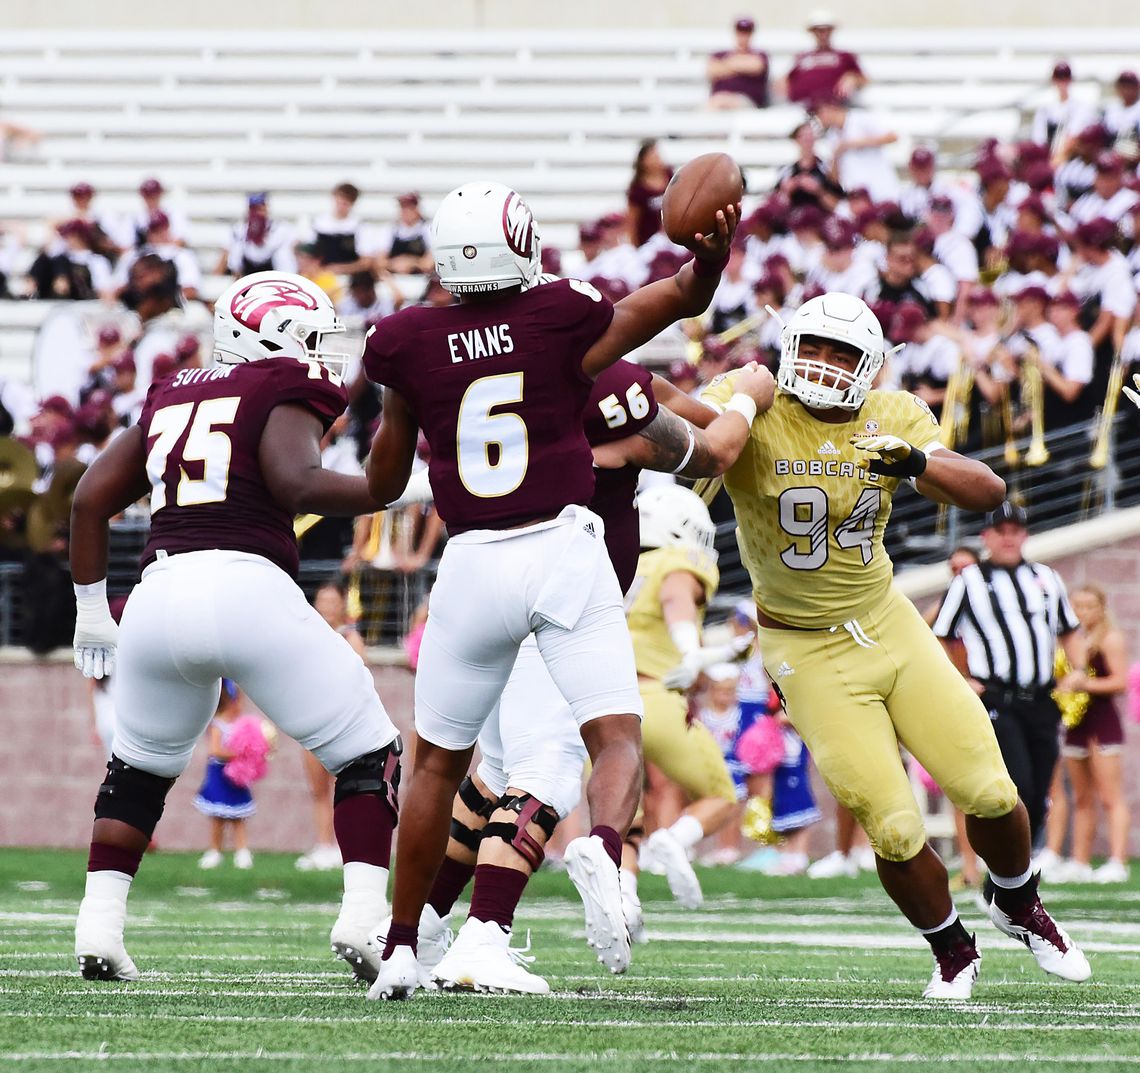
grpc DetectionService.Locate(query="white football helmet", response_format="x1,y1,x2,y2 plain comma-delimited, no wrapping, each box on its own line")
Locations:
638,484,717,558
214,271,350,377
777,292,897,411
431,181,542,295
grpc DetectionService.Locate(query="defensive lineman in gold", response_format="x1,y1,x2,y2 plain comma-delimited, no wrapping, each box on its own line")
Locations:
703,292,1090,999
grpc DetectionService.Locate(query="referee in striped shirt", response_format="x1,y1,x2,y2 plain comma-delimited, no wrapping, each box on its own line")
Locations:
932,501,1085,847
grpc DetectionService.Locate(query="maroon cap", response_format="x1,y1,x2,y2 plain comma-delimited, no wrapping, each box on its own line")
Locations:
822,217,856,251
40,395,75,418
146,211,170,233
668,359,699,382
578,221,602,244
752,273,785,299
1015,141,1050,166
1023,161,1054,192
1095,150,1124,174
748,199,787,229
1117,70,1139,86
787,204,826,232
1035,233,1061,263
1018,194,1048,220
889,301,928,343
929,194,955,214
139,177,164,196
977,159,1012,185
396,191,420,206
911,226,935,256
96,324,122,346
1051,290,1081,308
853,206,886,232
734,16,755,31
967,287,999,307
868,299,897,329
69,181,95,198
1075,217,1117,248
150,353,178,381
540,246,562,276
1014,284,1050,304
57,218,92,239
599,211,626,230
175,334,200,362
909,147,936,169
1076,123,1111,146
846,186,871,203
764,252,791,273
1006,230,1040,259
113,354,137,374
1052,61,1073,81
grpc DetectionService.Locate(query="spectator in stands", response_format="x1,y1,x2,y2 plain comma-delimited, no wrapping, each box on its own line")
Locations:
118,254,183,385
337,269,402,326
775,119,844,213
814,95,899,203
1070,217,1137,360
130,178,190,248
924,197,980,313
66,182,127,261
294,242,343,305
994,230,1044,299
107,213,201,304
109,355,146,426
785,204,826,274
706,16,770,110
970,159,1017,269
805,217,874,296
890,301,953,414
1105,71,1140,164
28,220,112,301
582,212,646,291
219,192,296,277
666,360,699,396
303,182,379,276
626,140,674,247
1055,124,1110,208
899,146,966,226
1041,290,1095,426
375,192,434,276
784,9,866,106
80,325,128,401
1066,152,1139,227
706,240,755,335
1031,61,1094,162
911,227,956,320
862,233,934,313
740,199,796,277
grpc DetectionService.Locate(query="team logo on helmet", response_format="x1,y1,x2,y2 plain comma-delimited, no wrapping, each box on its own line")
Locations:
502,191,536,258
230,279,319,330
462,245,478,259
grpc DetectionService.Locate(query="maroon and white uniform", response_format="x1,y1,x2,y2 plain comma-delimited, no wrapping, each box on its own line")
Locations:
112,357,397,780
786,48,863,106
475,359,659,815
363,278,643,751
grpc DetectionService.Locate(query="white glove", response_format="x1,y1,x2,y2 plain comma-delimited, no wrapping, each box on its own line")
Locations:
73,580,118,680
1123,373,1140,410
661,629,755,691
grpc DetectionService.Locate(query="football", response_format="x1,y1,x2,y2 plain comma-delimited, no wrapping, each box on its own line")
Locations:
661,152,744,249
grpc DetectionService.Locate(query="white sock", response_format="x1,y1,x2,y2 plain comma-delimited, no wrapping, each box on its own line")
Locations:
918,908,960,936
990,865,1033,889
619,867,639,896
343,861,389,899
84,870,132,905
669,814,705,850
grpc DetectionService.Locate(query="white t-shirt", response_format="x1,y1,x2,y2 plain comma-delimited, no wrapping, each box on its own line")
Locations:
1072,251,1138,319
1047,328,1094,384
806,257,877,299
129,206,192,247
820,110,900,203
303,212,382,259
1006,322,1061,364
112,243,202,292
933,231,979,284
1067,187,1140,225
1031,94,1096,152
225,219,296,275
920,262,957,304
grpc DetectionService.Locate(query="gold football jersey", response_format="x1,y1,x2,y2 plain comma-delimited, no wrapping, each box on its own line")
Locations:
626,544,720,679
701,382,942,628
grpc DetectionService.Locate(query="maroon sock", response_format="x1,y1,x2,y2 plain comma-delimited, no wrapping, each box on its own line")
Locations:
333,794,394,868
468,864,530,932
381,921,419,960
88,841,144,877
428,856,475,919
590,825,622,869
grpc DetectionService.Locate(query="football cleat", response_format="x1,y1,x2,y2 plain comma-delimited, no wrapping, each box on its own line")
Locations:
431,918,550,995
564,836,631,974
645,828,703,909
75,897,139,982
922,937,981,1000
619,870,648,945
989,894,1092,982
330,890,388,984
371,905,454,974
365,944,433,1001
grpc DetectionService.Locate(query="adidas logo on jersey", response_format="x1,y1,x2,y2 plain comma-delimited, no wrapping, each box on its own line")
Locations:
818,440,841,455
775,662,796,678
583,522,596,537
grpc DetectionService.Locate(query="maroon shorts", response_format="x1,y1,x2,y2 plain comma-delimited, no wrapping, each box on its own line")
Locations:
1063,699,1125,755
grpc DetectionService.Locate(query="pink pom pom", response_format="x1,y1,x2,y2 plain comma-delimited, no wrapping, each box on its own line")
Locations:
404,622,426,670
737,716,785,775
911,758,941,795
223,714,272,788
1128,662,1140,724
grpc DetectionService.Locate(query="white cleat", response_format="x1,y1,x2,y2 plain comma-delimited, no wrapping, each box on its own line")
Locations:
619,871,648,946
75,897,139,982
922,939,981,1000
365,944,431,1001
645,829,703,909
989,894,1092,982
564,836,631,975
431,917,550,995
330,890,388,984
371,905,453,974
806,850,858,879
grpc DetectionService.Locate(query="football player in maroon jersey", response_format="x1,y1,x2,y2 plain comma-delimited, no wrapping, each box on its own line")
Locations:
361,180,759,998
70,272,402,983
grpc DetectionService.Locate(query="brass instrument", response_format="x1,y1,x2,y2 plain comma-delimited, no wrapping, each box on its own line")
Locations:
0,439,38,551
938,345,974,451
0,438,37,493
1021,345,1050,467
714,311,766,348
1089,351,1125,471
1002,382,1020,467
741,795,780,846
1051,649,1091,730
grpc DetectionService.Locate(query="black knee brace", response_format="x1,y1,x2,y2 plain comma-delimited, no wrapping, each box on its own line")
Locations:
93,756,176,838
333,737,402,821
449,776,498,853
483,792,559,871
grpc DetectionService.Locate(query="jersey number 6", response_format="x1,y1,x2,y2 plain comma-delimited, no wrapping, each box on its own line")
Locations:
457,372,529,498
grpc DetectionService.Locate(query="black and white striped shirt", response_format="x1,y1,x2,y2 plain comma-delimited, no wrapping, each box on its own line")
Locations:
932,561,1080,689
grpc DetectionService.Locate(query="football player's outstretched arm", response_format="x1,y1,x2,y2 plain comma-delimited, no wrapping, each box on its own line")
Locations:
650,374,717,429
70,425,151,585
260,404,382,517
594,363,775,478
581,205,739,378
913,449,1006,512
364,386,419,507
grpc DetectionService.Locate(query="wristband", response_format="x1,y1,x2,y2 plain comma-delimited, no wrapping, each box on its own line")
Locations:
725,393,758,426
692,252,730,278
670,424,698,474
669,621,701,657
74,579,108,604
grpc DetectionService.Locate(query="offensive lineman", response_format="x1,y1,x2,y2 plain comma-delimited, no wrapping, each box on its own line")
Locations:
362,181,750,998
70,272,403,982
701,292,1090,998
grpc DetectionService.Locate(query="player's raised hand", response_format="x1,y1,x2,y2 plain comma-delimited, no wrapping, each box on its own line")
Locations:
692,203,740,260
1123,373,1140,410
731,362,776,414
850,434,928,479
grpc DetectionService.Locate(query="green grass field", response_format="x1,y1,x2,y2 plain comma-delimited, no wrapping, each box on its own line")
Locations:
2,848,1139,1072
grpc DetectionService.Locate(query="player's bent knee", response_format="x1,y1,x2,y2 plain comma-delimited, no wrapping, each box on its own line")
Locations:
94,755,176,837
482,792,559,871
333,737,403,822
963,774,1020,820
866,808,926,863
449,775,499,853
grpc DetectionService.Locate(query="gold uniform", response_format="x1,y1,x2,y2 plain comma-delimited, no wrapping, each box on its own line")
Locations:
701,382,1018,861
626,546,737,805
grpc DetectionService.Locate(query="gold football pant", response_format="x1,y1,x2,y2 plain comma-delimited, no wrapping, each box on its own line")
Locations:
757,586,1018,862
639,680,737,805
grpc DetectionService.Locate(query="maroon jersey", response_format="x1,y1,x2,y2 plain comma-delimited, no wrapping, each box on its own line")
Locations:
583,359,658,594
786,48,863,105
627,172,673,247
138,358,347,578
709,49,770,108
364,278,613,533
